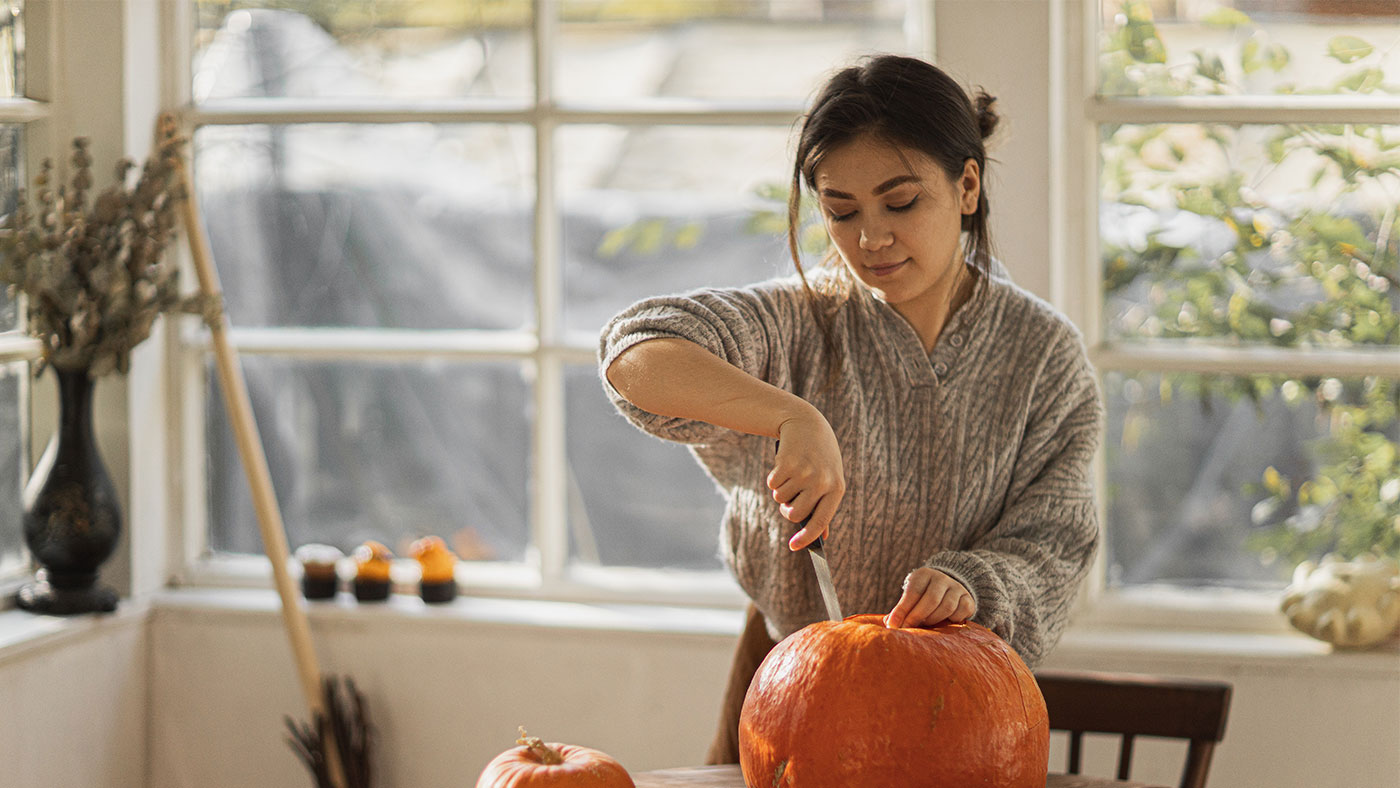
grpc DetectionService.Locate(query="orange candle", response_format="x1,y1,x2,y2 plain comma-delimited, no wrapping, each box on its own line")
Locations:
352,540,394,602
410,536,458,604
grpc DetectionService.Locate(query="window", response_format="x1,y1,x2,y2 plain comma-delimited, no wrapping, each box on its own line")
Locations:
1091,0,1400,592
182,1,931,597
0,0,34,584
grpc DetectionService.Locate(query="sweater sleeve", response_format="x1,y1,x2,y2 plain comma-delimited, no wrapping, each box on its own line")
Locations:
597,281,803,446
924,333,1104,668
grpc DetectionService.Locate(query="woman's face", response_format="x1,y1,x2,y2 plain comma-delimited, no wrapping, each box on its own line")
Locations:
813,134,979,331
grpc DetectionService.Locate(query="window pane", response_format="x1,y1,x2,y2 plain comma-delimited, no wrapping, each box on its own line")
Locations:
0,363,24,574
0,123,20,222
565,364,724,571
1105,371,1400,589
0,124,19,328
560,125,795,336
194,123,534,329
0,0,21,98
1099,0,1400,97
1102,123,1399,347
207,358,532,562
192,1,532,101
557,0,910,102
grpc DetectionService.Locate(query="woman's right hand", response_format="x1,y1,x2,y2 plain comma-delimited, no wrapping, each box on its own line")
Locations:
769,411,844,551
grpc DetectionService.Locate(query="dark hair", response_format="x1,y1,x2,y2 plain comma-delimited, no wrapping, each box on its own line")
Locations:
786,55,1000,364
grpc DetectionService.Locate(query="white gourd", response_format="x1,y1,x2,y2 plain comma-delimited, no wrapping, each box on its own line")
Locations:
1281,554,1400,649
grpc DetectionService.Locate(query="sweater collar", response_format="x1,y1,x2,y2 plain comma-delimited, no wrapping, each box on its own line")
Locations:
863,264,993,389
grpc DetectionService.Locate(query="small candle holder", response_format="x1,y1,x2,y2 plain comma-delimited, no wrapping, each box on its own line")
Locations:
352,541,393,601
294,543,344,600
410,535,458,604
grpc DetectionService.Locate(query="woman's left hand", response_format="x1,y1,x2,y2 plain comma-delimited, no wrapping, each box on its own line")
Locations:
884,568,976,629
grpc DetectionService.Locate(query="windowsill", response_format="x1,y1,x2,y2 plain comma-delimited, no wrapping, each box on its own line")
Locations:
149,586,748,638
1053,625,1400,676
177,553,752,609
0,600,149,668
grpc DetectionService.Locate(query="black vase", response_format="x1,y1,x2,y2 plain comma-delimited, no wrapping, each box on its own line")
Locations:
17,366,121,614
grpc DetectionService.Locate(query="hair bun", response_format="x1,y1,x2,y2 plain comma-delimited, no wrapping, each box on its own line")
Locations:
973,90,999,140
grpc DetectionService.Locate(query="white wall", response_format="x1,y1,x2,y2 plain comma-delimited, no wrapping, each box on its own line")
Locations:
147,596,738,787
935,0,1053,299
0,612,148,788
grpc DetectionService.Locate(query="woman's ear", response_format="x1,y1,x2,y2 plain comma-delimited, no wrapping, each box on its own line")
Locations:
958,159,981,215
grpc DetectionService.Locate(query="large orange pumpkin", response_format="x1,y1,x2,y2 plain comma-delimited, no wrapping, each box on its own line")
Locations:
475,728,635,788
739,615,1048,787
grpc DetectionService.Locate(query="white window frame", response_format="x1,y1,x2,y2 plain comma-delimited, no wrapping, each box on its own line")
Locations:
0,0,55,597
167,0,939,607
1058,0,1400,632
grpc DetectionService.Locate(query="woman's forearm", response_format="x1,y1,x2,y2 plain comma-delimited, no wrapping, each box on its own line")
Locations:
605,337,818,439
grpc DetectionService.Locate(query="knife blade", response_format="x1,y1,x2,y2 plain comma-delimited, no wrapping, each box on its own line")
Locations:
801,515,844,622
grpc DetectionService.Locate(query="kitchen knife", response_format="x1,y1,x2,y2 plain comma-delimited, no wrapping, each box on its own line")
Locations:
773,440,843,621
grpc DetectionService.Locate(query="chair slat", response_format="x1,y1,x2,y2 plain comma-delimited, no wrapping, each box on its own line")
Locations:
1068,731,1083,775
1116,734,1134,781
1181,740,1218,788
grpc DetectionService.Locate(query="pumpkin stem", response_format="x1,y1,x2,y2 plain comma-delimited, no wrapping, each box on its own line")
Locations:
516,726,565,765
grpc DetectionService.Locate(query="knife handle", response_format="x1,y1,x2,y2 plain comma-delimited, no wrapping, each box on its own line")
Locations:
800,515,824,551
775,440,823,550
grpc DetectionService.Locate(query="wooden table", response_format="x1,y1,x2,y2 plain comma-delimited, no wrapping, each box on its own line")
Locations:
633,764,1169,788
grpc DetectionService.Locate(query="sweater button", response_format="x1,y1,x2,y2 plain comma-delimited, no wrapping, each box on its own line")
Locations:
949,335,964,348
933,362,948,376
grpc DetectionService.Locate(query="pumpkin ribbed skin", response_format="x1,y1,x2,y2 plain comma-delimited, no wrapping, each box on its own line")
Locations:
739,615,1048,788
475,741,635,788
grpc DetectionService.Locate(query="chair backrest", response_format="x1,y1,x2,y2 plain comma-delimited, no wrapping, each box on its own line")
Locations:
1035,669,1232,788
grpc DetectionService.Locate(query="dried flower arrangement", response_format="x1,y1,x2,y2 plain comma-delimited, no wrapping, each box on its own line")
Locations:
0,117,212,376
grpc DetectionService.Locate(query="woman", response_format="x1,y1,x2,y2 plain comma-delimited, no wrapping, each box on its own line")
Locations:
597,54,1103,764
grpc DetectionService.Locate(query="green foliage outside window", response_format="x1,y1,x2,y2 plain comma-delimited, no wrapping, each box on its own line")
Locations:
1101,1,1400,567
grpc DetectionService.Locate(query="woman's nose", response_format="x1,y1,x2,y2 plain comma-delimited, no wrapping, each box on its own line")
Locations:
859,222,893,251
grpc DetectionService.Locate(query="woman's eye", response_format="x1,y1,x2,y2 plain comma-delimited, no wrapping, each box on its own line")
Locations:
889,197,919,212
828,210,855,222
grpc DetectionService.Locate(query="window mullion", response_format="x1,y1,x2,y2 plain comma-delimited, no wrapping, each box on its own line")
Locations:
1077,0,1110,604
195,326,539,360
532,0,569,584
1090,94,1400,126
1093,342,1400,379
190,100,805,127
910,0,934,60
0,98,49,122
0,334,41,362
187,98,535,126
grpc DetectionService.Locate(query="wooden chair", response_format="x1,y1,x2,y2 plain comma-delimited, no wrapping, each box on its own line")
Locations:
1035,669,1232,788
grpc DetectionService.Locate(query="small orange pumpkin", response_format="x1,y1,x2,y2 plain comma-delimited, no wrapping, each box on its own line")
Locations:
739,615,1048,788
475,728,635,788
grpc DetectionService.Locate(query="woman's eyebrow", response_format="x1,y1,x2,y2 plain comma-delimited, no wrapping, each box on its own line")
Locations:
819,175,923,200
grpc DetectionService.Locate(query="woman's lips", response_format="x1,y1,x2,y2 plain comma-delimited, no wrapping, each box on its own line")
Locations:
867,259,908,277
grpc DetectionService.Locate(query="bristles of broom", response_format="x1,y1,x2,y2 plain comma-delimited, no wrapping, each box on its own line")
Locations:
284,676,374,788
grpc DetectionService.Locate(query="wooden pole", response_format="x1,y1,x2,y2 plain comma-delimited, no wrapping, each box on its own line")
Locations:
168,114,347,788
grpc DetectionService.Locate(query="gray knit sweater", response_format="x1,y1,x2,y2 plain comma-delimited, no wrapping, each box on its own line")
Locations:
598,266,1103,668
